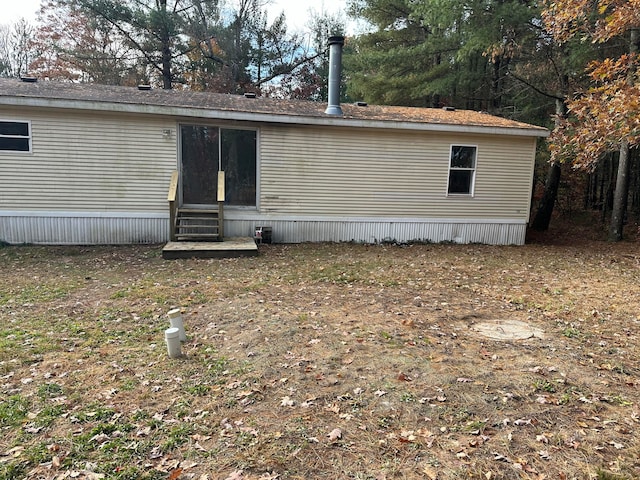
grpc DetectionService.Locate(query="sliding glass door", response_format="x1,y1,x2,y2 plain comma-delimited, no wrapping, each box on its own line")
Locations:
180,125,256,207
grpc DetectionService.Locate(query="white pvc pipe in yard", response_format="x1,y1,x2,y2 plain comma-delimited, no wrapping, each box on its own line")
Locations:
167,308,186,341
165,327,182,358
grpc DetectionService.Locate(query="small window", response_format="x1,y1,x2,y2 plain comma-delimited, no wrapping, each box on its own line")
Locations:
0,121,31,152
447,145,476,195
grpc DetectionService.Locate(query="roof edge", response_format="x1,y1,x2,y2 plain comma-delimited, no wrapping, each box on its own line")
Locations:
0,96,550,138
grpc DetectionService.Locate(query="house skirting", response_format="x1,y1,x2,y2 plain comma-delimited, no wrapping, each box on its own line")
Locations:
0,211,169,245
225,215,527,246
0,211,527,246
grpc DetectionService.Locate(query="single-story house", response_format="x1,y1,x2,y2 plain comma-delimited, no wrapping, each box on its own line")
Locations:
0,57,548,246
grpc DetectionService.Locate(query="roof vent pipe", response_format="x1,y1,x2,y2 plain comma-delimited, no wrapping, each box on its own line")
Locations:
325,35,345,116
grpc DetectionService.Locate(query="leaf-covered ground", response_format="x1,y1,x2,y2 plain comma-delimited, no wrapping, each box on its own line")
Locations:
1,225,639,480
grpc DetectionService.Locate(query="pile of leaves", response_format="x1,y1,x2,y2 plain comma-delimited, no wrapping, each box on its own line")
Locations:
1,228,639,479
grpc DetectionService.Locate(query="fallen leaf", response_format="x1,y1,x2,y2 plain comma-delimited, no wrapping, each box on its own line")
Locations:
514,418,532,426
168,468,183,480
422,465,438,479
325,403,340,414
258,472,280,480
328,428,342,441
224,470,244,480
280,396,294,407
4,446,24,457
89,433,110,444
538,450,551,460
400,430,417,442
536,434,549,443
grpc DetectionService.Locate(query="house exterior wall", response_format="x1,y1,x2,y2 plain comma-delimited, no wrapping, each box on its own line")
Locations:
0,105,537,246
259,125,535,218
0,106,176,244
222,124,536,245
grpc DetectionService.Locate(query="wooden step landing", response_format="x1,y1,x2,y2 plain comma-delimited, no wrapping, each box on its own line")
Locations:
162,237,258,260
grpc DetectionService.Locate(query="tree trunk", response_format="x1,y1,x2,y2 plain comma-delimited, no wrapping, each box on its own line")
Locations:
532,163,561,231
531,98,566,230
609,140,631,240
608,28,639,240
160,0,172,89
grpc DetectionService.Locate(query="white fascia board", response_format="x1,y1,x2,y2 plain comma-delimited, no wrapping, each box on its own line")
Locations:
0,96,550,138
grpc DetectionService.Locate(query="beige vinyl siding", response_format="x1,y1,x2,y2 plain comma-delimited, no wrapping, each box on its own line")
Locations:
0,107,176,213
260,125,535,220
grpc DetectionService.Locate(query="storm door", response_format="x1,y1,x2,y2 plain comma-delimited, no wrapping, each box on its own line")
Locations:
180,124,257,207
180,125,220,206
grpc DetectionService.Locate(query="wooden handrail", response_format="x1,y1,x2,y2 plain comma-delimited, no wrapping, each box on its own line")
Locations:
217,170,225,241
168,170,178,241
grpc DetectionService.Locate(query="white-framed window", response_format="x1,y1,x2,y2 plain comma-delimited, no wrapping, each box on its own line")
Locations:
0,120,31,152
447,145,477,195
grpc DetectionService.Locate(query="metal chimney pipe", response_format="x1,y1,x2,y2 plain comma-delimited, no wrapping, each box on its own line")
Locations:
325,35,345,116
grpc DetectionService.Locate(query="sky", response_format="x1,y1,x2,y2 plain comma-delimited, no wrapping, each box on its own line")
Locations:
2,0,350,33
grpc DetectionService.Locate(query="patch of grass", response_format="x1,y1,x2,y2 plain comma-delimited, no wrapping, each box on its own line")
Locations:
74,404,117,423
185,384,210,396
111,466,167,480
0,395,30,427
37,382,64,399
0,462,27,480
379,331,392,340
162,424,193,452
602,394,633,406
22,442,51,465
533,380,557,393
562,327,581,338
597,470,631,480
1,282,77,306
35,404,67,427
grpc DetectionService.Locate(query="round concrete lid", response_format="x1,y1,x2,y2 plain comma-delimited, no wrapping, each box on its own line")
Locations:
472,319,545,340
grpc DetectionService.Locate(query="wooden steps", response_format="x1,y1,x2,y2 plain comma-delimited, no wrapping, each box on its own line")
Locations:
174,208,221,242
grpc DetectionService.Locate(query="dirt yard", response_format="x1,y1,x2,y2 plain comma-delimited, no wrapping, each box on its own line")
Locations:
1,223,639,480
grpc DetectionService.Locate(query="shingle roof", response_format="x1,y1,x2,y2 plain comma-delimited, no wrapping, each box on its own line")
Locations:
0,78,549,136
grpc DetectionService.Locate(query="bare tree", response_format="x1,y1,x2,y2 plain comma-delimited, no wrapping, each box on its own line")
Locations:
0,19,35,77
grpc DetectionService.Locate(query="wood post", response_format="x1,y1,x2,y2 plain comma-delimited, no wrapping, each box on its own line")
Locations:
167,170,178,241
217,171,225,241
